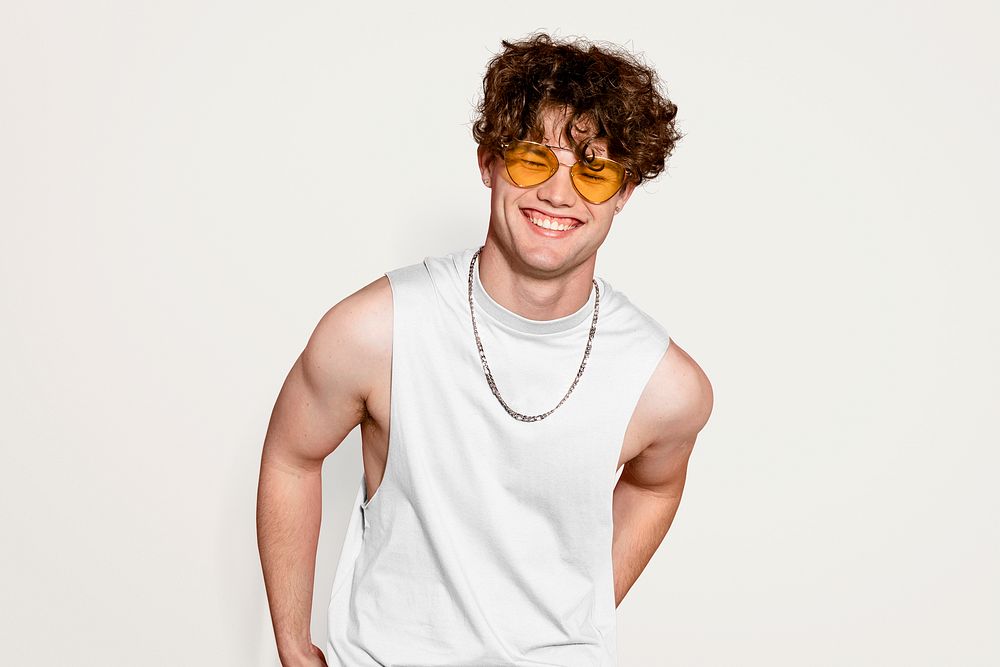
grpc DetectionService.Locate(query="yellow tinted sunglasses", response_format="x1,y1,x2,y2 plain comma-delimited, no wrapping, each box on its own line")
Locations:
501,139,631,205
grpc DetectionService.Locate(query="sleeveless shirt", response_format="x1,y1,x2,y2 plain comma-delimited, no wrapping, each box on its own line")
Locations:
326,245,671,666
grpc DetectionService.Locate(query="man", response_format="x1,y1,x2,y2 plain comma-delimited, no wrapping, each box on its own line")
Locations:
257,32,713,666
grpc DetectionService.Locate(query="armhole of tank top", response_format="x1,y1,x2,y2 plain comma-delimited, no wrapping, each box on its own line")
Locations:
614,315,671,482
360,270,400,513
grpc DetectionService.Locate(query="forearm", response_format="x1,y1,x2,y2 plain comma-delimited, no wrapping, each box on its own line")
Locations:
610,476,683,607
257,454,324,662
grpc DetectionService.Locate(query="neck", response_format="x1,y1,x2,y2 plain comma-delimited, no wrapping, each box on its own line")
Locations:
476,237,597,322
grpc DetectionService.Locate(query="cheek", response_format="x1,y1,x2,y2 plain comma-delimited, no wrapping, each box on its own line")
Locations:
492,178,521,206
490,161,507,183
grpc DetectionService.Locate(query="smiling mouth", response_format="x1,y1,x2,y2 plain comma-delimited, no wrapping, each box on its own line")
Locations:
521,208,584,231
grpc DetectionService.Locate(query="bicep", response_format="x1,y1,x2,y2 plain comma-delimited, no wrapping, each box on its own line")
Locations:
621,431,698,498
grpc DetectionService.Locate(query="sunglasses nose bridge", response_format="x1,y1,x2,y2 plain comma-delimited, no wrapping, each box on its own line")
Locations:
544,144,579,170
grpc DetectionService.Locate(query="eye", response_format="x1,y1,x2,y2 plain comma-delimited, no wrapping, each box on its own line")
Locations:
578,170,611,183
518,158,550,170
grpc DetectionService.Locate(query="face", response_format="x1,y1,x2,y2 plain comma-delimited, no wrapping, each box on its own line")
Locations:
477,106,637,277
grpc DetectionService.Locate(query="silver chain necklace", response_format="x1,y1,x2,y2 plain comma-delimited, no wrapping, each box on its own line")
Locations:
467,245,601,422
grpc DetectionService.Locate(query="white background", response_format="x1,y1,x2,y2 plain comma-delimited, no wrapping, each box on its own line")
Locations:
1,1,997,665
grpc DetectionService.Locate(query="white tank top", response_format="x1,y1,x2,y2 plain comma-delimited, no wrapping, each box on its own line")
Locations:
326,245,670,666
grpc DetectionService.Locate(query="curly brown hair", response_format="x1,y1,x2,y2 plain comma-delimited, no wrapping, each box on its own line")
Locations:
472,32,682,186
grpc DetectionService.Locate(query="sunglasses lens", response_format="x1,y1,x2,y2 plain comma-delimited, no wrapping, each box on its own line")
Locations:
571,159,627,204
504,141,558,187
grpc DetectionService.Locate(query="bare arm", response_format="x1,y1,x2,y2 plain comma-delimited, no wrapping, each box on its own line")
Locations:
256,276,391,665
611,340,714,607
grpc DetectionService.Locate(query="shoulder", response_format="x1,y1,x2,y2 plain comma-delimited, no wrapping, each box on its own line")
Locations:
642,339,715,439
301,273,393,403
647,338,714,436
622,338,714,487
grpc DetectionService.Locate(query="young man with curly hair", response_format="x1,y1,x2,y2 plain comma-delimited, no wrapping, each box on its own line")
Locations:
258,33,714,667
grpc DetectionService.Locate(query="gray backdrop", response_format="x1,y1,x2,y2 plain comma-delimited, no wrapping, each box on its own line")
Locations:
1,1,997,665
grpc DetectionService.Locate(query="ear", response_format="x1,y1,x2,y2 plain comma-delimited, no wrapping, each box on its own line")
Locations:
613,180,638,213
477,144,498,186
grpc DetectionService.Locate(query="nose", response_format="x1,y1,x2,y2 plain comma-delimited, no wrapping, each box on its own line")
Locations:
534,163,578,208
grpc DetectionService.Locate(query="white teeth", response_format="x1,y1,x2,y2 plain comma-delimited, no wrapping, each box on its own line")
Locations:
528,214,580,231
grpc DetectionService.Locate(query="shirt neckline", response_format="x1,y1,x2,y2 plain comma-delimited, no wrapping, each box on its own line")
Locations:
469,247,599,335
